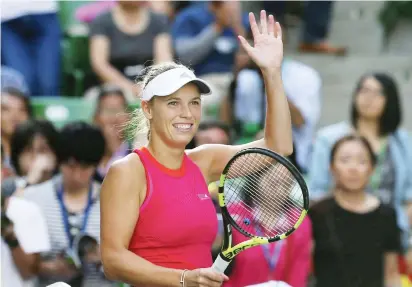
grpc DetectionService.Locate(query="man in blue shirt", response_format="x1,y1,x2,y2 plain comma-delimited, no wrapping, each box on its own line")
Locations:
172,1,249,76
171,1,249,120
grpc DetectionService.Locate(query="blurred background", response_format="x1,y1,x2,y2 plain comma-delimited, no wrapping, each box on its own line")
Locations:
1,1,412,287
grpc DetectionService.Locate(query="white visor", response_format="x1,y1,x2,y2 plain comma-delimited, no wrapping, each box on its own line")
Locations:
141,67,212,101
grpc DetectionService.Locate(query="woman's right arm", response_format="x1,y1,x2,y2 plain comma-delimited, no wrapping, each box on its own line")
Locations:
100,154,182,286
100,154,228,287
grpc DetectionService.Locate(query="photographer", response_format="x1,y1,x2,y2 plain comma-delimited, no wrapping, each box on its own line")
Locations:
1,192,50,287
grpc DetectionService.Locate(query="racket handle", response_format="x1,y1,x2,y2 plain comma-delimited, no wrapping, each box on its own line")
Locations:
212,253,231,273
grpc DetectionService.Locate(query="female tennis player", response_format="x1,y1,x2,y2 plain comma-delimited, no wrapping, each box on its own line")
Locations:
100,10,293,287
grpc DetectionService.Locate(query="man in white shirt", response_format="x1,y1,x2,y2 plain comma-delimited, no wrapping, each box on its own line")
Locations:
1,194,51,287
225,58,321,173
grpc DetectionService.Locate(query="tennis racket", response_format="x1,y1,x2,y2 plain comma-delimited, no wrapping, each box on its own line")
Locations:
212,147,309,273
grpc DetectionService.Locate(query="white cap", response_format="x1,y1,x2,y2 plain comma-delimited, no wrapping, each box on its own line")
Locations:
141,67,212,101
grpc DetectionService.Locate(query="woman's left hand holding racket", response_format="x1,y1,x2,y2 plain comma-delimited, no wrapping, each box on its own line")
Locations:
184,268,229,287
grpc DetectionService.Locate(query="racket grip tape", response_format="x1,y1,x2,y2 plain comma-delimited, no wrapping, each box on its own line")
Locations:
212,253,231,273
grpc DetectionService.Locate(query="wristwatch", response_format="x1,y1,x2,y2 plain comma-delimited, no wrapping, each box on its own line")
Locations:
4,235,19,249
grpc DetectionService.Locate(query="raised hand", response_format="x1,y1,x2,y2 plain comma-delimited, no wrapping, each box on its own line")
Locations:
238,10,283,71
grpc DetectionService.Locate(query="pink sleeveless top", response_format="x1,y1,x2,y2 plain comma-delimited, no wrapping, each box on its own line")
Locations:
128,147,218,270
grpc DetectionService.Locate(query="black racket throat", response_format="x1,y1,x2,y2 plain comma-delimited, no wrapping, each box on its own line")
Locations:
220,213,232,249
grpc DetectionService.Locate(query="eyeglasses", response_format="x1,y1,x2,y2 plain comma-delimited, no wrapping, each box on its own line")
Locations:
358,86,383,96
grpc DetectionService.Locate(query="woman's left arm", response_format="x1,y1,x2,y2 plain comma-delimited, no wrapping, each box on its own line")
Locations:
154,14,174,63
384,207,402,287
189,11,293,182
154,33,173,63
384,252,401,287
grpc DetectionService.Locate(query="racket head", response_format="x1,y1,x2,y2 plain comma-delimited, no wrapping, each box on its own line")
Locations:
217,147,309,242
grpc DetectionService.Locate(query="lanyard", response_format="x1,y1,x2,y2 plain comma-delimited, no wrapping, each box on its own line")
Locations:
255,224,285,272
56,183,94,247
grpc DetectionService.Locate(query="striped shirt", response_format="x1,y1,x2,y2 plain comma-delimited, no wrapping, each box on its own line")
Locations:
23,175,116,287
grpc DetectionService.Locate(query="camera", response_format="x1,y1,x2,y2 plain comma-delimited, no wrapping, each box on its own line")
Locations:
1,211,13,234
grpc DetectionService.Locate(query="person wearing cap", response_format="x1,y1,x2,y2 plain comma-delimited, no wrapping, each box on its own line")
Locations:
100,11,293,287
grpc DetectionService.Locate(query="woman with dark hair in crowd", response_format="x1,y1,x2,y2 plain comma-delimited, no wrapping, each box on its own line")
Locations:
308,73,412,249
93,85,131,182
2,119,60,196
309,135,401,287
1,87,32,169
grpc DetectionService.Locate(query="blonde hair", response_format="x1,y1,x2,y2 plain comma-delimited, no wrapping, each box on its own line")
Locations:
127,61,190,147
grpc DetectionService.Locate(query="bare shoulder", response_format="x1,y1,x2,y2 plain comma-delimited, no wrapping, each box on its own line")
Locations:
186,143,237,183
186,144,209,162
186,145,215,177
102,153,146,202
108,152,145,177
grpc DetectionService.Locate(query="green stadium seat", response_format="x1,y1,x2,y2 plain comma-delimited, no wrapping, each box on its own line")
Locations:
31,97,141,129
58,1,92,33
58,1,93,97
127,102,141,111
61,36,91,97
31,97,96,129
204,103,219,119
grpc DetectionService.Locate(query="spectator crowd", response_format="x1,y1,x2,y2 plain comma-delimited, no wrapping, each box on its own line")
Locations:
1,1,412,287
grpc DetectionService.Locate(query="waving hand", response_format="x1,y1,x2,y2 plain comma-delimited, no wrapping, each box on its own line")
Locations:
239,10,284,71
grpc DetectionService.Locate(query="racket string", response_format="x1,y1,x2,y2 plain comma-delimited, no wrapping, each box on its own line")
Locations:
223,152,305,238
226,156,302,217
225,179,300,237
226,174,300,231
226,175,299,236
229,164,302,216
225,154,298,215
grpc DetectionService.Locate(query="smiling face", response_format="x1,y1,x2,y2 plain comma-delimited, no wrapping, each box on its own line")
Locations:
142,83,202,148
